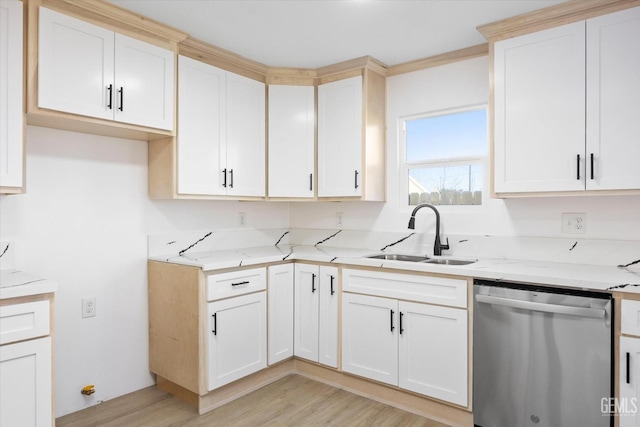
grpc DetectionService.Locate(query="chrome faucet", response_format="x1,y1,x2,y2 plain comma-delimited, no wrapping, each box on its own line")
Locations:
407,203,450,256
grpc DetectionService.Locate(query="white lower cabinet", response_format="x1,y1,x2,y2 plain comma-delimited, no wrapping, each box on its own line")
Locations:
341,269,469,407
620,336,640,426
207,291,267,390
294,264,339,368
268,264,294,365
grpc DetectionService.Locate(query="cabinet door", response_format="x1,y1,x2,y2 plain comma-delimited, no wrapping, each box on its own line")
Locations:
268,85,315,198
0,0,23,190
207,292,266,390
114,34,174,130
620,336,640,426
317,76,363,197
342,293,398,386
294,264,319,362
318,266,338,368
398,301,468,406
0,337,52,427
177,56,227,196
494,22,586,193
586,6,640,191
38,7,115,121
226,72,265,197
268,264,294,365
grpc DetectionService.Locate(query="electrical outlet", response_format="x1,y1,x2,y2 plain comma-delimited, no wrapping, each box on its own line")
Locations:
336,212,344,228
561,213,586,234
238,212,246,226
82,297,96,318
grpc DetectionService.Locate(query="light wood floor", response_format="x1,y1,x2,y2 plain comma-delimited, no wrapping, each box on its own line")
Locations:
56,374,450,426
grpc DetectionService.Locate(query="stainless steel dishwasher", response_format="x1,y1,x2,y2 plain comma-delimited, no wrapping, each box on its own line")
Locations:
473,279,613,427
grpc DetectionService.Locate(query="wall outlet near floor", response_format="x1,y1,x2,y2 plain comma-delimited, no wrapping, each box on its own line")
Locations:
238,212,246,226
82,297,96,318
336,212,344,228
561,213,586,234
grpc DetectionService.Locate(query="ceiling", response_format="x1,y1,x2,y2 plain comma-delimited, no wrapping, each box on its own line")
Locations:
108,0,566,69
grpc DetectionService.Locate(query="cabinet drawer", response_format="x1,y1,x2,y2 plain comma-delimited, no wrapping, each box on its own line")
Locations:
0,300,50,345
342,268,468,308
207,268,266,301
621,300,640,336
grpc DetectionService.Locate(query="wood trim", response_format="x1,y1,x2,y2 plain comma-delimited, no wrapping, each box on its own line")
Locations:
178,36,269,83
148,137,177,199
362,68,386,202
477,0,640,41
317,56,388,82
38,0,188,46
493,189,640,199
387,44,489,76
266,68,317,86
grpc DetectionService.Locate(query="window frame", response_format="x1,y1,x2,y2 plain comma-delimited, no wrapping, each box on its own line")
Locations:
399,104,489,210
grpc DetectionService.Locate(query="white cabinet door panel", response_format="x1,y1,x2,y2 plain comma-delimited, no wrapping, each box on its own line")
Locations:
268,85,315,198
268,264,294,365
0,337,52,427
586,6,640,191
114,34,174,130
342,293,398,386
38,7,114,120
207,292,266,390
620,336,640,426
494,22,586,193
226,72,265,197
398,301,468,406
318,266,338,368
177,56,226,195
318,76,363,197
0,0,23,189
294,264,319,362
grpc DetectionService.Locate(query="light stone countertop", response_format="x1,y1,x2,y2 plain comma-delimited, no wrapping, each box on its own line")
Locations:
149,244,640,294
0,269,58,300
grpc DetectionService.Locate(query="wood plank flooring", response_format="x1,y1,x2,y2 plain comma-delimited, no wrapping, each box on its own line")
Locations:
56,374,450,426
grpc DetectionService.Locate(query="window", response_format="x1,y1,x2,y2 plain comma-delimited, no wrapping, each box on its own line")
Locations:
402,106,487,206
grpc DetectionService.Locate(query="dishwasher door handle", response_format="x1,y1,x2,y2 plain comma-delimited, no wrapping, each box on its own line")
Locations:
475,294,606,319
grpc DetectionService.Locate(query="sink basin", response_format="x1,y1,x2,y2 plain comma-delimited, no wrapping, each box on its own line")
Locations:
423,258,476,266
366,254,430,262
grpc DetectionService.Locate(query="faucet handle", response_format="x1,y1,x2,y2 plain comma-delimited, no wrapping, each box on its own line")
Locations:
441,237,450,251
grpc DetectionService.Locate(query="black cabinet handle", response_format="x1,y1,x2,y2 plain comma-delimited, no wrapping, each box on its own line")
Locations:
222,169,227,188
399,312,404,335
231,281,249,287
107,84,113,109
118,87,124,112
330,275,335,296
229,169,234,188
212,313,217,335
355,170,359,189
310,173,313,191
390,309,395,332
576,154,581,180
627,352,631,384
311,273,316,293
590,153,595,180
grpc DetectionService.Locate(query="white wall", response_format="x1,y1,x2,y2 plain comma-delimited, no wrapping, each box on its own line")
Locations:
0,126,289,417
290,56,640,241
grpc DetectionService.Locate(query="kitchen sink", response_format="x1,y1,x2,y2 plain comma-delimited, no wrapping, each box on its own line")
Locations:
366,254,430,262
423,258,476,266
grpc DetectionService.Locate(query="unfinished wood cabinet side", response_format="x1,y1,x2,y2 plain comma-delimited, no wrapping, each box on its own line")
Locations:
148,137,177,199
148,261,205,394
363,68,386,202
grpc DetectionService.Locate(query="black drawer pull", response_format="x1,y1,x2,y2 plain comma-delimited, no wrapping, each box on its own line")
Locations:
390,309,395,332
590,153,595,180
212,313,217,335
229,169,234,188
399,312,404,335
311,274,316,293
222,169,227,188
310,173,313,191
232,281,250,287
107,84,113,109
355,170,359,189
576,154,581,180
118,87,124,111
627,352,631,384
330,275,335,296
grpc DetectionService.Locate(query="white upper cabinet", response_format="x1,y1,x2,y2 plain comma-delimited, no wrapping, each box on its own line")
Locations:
493,6,640,195
268,85,315,198
38,7,174,130
494,22,586,194
0,0,24,193
176,55,265,197
586,6,640,191
317,76,363,198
